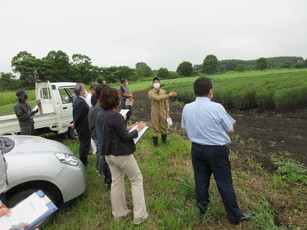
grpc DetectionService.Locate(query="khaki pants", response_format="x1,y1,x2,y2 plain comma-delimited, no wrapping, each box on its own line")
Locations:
106,154,147,219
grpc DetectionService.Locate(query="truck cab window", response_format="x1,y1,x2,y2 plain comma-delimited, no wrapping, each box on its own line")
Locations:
59,87,74,104
41,88,51,99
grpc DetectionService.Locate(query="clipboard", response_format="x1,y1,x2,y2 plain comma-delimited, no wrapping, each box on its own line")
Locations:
129,124,148,144
125,98,134,106
0,190,58,230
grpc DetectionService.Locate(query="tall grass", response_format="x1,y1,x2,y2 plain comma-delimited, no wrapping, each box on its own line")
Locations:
162,69,307,110
0,89,35,106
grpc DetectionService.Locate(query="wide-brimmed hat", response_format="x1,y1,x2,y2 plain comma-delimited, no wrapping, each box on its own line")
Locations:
16,90,28,98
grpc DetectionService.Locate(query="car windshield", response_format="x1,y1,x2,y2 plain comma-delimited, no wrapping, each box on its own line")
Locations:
0,137,15,153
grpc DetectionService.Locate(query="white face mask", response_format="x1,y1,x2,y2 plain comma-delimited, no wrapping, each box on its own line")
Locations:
126,82,128,86
153,82,160,89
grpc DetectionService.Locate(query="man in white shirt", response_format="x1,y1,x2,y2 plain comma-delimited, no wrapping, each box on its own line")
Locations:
86,83,98,107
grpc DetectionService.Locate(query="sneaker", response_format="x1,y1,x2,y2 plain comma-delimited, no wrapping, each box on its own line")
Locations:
240,213,253,222
114,210,132,222
133,212,149,225
231,212,253,225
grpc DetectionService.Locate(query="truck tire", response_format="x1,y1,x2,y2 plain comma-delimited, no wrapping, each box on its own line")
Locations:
68,127,78,140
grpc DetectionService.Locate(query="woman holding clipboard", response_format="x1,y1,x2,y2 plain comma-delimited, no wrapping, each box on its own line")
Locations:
97,87,149,225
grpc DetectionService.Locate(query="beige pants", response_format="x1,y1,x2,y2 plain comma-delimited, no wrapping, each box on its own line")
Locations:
106,154,147,219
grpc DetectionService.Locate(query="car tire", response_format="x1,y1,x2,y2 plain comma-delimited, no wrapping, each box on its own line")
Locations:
68,127,78,140
6,188,57,228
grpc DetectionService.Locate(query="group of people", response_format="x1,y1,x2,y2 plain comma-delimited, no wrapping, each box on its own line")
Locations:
71,76,252,225
4,76,253,227
70,79,150,225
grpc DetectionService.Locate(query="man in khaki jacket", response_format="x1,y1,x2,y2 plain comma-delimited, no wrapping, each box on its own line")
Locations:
148,77,177,146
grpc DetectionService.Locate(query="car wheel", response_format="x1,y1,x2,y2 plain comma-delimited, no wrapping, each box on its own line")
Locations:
68,127,78,140
6,188,57,228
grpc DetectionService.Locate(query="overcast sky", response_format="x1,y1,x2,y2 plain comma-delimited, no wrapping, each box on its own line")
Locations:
0,0,306,73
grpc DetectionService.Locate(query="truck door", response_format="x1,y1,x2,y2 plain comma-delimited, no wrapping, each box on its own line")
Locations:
57,86,74,130
36,83,55,114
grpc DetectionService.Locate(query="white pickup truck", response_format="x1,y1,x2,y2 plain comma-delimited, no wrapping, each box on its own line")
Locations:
0,82,78,139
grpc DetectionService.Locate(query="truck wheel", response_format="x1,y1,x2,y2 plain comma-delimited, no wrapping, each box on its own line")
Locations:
68,127,78,140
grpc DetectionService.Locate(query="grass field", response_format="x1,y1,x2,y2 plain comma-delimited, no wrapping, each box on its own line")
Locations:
42,127,306,230
1,69,306,229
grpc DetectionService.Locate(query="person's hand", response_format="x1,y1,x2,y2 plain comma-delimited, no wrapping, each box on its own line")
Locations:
136,121,146,132
70,123,75,128
127,122,137,131
168,91,177,97
36,100,42,107
9,223,29,230
0,207,11,217
122,115,127,120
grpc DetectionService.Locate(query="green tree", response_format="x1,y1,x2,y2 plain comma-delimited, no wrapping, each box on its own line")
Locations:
256,57,268,70
219,65,227,73
177,61,193,76
0,72,15,81
236,64,245,72
41,50,73,82
202,55,218,74
280,61,292,68
11,51,41,82
157,68,170,79
135,62,153,78
294,62,305,69
0,72,19,90
71,54,94,83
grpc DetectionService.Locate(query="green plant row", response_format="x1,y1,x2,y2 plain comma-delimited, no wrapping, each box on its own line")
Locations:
162,69,307,110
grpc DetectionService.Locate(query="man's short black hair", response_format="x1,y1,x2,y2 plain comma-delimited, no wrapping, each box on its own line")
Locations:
194,77,212,97
90,83,98,91
120,78,127,84
152,77,160,82
95,84,108,100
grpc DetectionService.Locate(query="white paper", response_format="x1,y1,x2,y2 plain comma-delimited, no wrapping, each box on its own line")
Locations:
129,124,149,144
167,117,173,127
32,105,38,112
119,109,129,116
0,192,50,230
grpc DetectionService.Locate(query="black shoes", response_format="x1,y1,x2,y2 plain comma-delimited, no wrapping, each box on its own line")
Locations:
197,202,208,214
153,137,159,147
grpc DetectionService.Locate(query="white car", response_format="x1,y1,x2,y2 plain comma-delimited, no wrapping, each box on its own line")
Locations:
0,135,86,211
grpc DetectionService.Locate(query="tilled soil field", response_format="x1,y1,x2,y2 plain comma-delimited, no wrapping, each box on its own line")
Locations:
130,89,307,170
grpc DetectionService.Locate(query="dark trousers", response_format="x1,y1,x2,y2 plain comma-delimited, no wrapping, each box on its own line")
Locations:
122,105,132,125
191,143,243,224
94,139,112,185
77,127,91,166
20,124,35,135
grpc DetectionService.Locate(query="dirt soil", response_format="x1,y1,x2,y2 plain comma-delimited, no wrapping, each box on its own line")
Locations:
131,89,307,169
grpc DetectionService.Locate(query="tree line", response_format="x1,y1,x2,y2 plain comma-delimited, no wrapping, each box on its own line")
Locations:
0,50,306,90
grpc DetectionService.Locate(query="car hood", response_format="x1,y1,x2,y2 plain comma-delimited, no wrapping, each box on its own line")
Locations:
3,135,73,155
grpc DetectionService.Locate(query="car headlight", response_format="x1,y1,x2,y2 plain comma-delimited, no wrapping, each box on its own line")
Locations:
55,152,79,166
